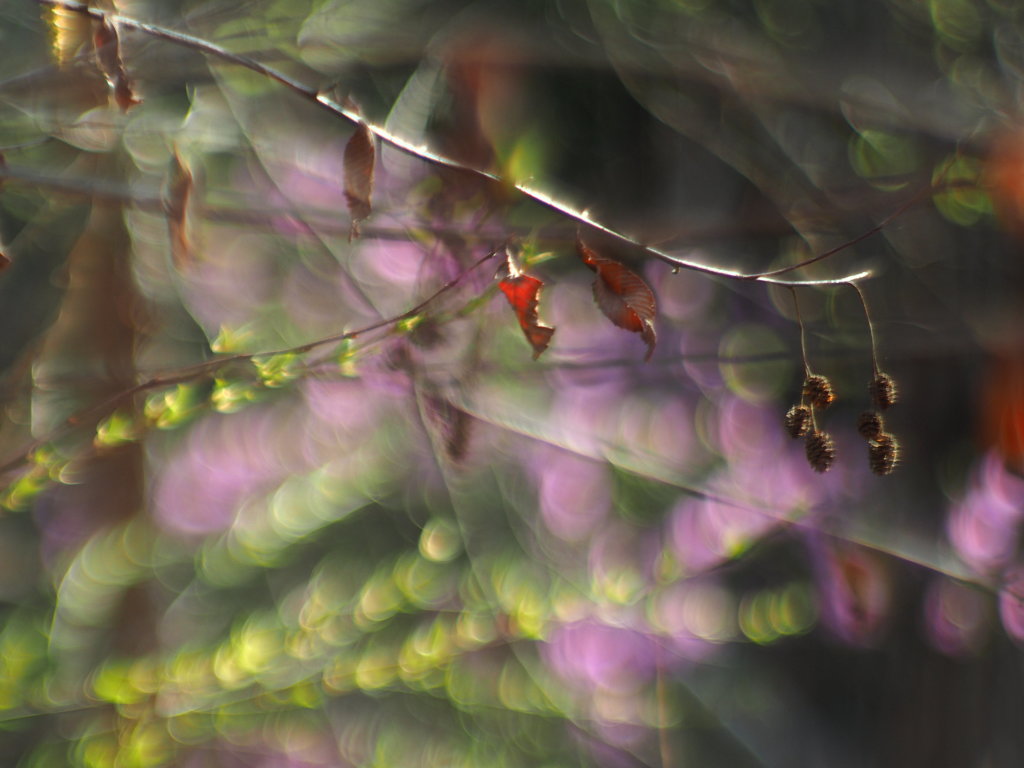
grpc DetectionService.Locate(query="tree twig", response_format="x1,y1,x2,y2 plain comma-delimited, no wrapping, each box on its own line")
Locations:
29,0,901,287
0,249,498,477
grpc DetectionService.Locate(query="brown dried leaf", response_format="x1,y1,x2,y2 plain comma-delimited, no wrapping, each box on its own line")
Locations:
164,150,194,269
344,122,375,240
0,154,8,271
576,235,657,361
93,19,141,111
421,392,471,463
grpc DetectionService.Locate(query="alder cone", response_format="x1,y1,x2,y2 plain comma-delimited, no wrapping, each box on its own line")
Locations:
806,431,836,473
869,373,897,410
869,434,899,476
785,404,812,438
857,411,884,441
803,374,835,409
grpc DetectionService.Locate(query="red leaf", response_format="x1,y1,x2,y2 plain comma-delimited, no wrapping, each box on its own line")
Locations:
93,19,141,111
576,235,657,361
344,121,375,240
499,273,555,359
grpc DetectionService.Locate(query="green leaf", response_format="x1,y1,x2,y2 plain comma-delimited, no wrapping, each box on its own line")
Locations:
94,410,139,448
252,353,300,388
144,383,205,429
211,378,261,413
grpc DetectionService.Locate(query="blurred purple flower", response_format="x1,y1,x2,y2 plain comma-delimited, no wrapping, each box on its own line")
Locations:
810,538,891,646
543,619,657,694
154,406,313,537
924,576,991,656
535,449,612,542
548,377,628,456
999,564,1024,644
668,497,731,573
650,578,732,659
947,452,1024,574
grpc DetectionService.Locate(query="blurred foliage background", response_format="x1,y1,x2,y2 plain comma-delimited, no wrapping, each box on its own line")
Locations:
2,0,1024,766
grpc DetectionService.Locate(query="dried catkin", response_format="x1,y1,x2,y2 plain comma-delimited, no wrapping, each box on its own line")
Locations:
803,375,836,410
806,431,836,473
785,405,812,438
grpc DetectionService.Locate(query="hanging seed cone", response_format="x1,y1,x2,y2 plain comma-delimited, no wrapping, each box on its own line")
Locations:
803,374,835,409
869,372,897,410
805,431,836,473
785,404,812,438
869,434,900,476
857,411,885,441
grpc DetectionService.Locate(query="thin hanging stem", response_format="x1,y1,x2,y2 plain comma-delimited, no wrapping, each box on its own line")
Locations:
851,282,880,376
789,287,812,378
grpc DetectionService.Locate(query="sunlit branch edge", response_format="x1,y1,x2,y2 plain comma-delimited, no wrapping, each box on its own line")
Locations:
32,0,900,287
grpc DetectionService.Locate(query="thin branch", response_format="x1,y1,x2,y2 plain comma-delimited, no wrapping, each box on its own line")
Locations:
0,164,908,253
753,182,932,279
0,249,498,477
30,0,889,287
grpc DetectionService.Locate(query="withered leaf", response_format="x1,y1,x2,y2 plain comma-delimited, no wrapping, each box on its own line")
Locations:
576,235,657,361
93,18,141,111
420,391,471,463
344,121,375,240
164,150,193,269
499,273,555,359
0,154,8,270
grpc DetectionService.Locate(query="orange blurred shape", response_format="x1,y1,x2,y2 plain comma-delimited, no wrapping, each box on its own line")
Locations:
431,31,526,209
982,352,1024,470
985,129,1024,237
442,32,525,168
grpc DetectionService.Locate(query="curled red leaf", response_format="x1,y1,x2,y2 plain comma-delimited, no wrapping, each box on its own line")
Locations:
344,121,375,240
93,19,141,111
499,273,555,359
576,235,657,361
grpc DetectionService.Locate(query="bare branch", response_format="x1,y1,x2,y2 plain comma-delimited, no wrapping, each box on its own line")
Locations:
31,0,888,287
